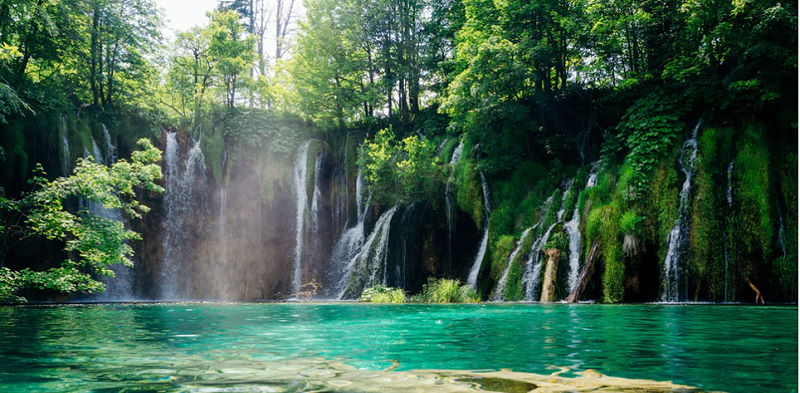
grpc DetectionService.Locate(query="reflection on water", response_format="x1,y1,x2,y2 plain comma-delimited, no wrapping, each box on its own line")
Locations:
0,303,795,392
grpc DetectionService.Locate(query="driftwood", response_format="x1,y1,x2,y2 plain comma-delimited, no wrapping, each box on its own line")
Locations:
746,277,766,304
566,242,600,303
539,248,561,303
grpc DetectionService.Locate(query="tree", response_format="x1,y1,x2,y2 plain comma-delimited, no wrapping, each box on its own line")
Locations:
207,10,257,108
361,127,443,205
0,139,163,303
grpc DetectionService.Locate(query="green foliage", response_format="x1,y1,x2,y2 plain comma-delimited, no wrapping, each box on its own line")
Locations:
0,139,163,303
359,285,406,303
360,128,444,205
414,278,479,303
586,204,624,303
207,11,257,108
616,93,687,199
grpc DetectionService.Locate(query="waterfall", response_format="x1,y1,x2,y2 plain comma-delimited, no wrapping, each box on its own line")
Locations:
160,133,206,300
91,137,104,164
724,160,733,302
60,116,71,175
777,205,787,258
310,152,323,236
566,165,599,293
292,141,312,295
466,172,490,290
445,141,464,265
337,205,399,299
89,129,135,301
661,119,702,302
327,169,371,298
522,185,570,301
726,161,734,207
491,226,535,301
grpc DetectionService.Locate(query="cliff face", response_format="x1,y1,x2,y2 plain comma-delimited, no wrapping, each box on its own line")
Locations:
0,107,796,303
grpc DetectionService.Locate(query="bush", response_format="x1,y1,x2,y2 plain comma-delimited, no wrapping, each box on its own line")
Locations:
415,278,479,303
359,285,406,303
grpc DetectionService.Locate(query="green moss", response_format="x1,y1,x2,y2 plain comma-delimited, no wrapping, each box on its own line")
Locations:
454,160,484,228
504,230,536,301
647,159,680,259
774,152,797,297
733,125,773,276
688,127,730,300
490,235,516,280
598,205,624,303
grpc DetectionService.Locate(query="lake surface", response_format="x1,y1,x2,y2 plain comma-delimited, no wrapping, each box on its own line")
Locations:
0,303,795,392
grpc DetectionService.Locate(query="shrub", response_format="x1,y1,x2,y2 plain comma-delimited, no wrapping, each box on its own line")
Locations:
359,285,406,303
416,278,479,303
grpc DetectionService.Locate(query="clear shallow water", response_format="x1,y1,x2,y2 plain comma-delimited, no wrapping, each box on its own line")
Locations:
0,303,795,392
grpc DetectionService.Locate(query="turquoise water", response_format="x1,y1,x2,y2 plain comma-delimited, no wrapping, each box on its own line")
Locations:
0,303,795,392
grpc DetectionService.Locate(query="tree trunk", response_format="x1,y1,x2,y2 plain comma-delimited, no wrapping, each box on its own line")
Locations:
540,248,561,303
566,242,600,303
746,277,766,304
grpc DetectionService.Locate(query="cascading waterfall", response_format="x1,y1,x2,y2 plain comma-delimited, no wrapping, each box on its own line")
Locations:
776,205,787,258
60,116,71,175
491,226,535,301
310,152,323,236
466,172,490,290
160,133,206,299
292,141,312,295
327,169,371,298
91,137,104,164
724,160,734,302
337,205,399,299
445,141,464,265
101,124,116,165
566,165,599,293
661,119,703,302
523,185,570,301
91,128,135,301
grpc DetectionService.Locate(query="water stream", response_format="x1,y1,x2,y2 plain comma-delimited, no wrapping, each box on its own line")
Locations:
466,172,490,289
292,141,312,295
523,185,570,301
445,141,464,266
661,119,702,302
160,132,206,300
338,205,399,299
490,226,534,301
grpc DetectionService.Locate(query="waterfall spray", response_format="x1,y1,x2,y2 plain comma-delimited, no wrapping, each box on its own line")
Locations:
661,119,703,302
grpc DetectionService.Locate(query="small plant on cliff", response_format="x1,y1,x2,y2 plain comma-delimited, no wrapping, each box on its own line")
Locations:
359,285,406,303
0,139,163,303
